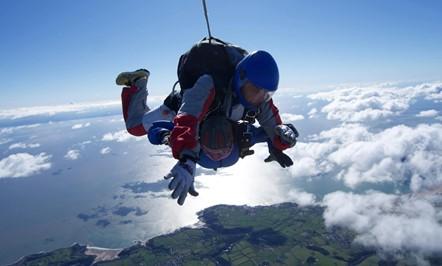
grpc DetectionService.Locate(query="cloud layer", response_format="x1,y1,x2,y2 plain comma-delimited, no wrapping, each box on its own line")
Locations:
280,113,304,122
8,142,41,150
0,95,166,121
0,124,41,135
323,191,442,255
72,122,91,129
102,130,143,142
417,110,439,118
0,153,52,178
288,123,442,191
0,101,120,120
309,82,442,122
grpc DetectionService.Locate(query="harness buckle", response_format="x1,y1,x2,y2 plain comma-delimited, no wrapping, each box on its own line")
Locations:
244,110,258,124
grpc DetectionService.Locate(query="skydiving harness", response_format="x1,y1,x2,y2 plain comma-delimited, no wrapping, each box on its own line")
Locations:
235,120,255,158
234,108,261,159
149,113,264,161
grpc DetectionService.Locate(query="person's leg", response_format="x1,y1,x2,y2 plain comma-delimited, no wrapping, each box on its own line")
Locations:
118,69,181,136
119,70,150,136
141,90,181,131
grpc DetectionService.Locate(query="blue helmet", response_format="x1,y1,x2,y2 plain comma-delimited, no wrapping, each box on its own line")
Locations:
232,50,279,107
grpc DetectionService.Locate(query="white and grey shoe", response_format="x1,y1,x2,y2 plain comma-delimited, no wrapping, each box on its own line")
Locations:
116,69,150,86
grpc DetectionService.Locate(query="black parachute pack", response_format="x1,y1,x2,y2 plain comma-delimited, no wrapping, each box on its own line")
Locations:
176,37,247,114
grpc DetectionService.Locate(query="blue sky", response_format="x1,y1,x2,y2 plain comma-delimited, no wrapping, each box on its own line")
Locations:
1,0,441,108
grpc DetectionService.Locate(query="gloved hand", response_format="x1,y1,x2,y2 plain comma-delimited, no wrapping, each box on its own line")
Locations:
164,159,199,205
274,124,299,148
148,121,174,145
264,141,294,168
148,127,170,145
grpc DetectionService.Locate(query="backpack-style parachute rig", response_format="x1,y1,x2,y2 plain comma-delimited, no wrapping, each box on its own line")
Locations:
167,0,247,116
171,37,247,115
162,0,290,162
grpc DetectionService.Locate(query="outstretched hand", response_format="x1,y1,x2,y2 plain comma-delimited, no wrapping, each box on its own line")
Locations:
264,141,294,168
264,124,298,168
164,160,199,205
275,124,299,148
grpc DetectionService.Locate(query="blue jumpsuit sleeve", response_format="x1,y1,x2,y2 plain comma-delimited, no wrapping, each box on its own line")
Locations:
147,121,174,145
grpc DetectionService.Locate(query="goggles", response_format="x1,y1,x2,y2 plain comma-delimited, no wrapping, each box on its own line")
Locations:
240,81,274,106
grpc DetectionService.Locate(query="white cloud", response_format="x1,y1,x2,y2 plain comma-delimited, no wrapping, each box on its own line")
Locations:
287,123,442,191
288,154,324,179
0,101,120,120
102,130,142,142
418,83,442,102
0,95,166,120
280,113,304,122
8,142,41,150
0,153,52,178
330,124,442,190
72,122,91,129
71,140,92,149
307,108,318,118
100,147,111,155
416,109,438,118
0,138,12,145
0,124,41,135
285,137,340,180
308,82,442,122
322,191,442,255
109,118,124,123
64,149,80,160
286,189,317,206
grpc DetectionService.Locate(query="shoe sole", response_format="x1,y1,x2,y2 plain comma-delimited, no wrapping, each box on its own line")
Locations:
116,70,150,86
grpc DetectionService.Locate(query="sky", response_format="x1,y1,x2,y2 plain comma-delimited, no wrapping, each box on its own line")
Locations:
0,0,441,108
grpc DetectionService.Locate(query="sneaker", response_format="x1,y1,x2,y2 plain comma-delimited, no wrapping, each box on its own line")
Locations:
116,69,150,86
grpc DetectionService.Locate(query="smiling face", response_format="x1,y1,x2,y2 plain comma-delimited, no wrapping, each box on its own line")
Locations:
201,145,234,161
240,81,273,106
199,116,234,161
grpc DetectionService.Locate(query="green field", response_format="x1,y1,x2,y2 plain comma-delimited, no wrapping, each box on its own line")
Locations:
13,203,442,266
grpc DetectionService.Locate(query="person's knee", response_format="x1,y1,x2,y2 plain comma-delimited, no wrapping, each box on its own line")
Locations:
142,105,176,131
127,124,146,136
121,86,138,121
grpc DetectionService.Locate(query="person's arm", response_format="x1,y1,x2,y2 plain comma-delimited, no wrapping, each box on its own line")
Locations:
256,99,292,150
256,100,298,168
165,74,215,206
169,74,216,160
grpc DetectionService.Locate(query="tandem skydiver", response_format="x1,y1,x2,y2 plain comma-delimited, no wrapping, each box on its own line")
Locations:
116,38,298,205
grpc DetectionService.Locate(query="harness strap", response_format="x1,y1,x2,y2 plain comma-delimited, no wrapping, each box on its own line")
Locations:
244,109,259,124
233,121,256,159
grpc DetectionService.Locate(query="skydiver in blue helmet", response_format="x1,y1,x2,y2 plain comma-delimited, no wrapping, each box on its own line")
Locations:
116,38,298,205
